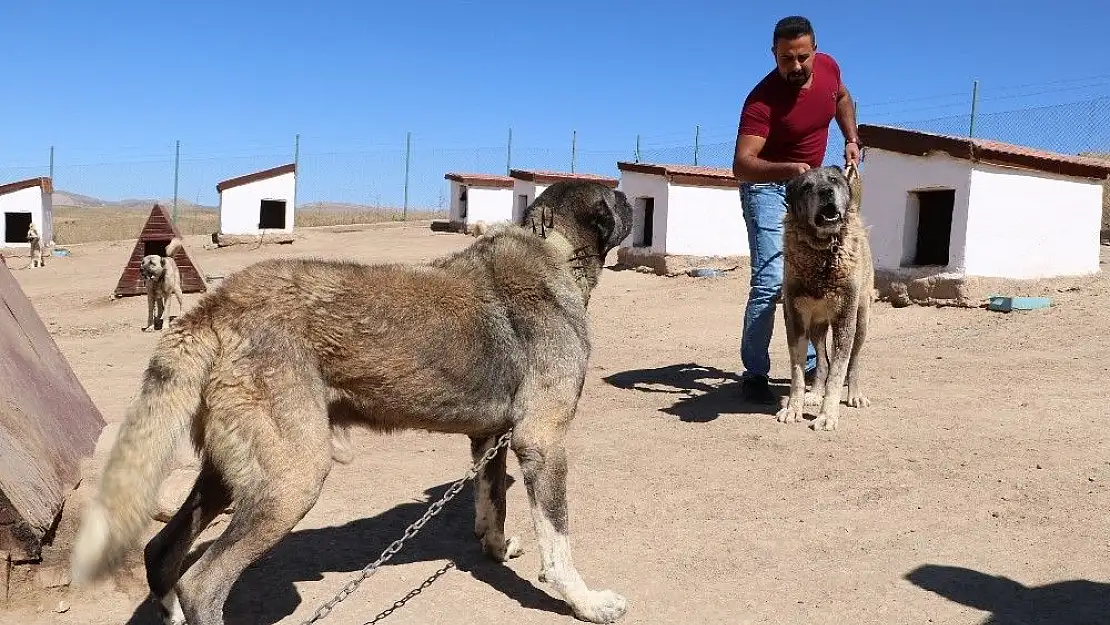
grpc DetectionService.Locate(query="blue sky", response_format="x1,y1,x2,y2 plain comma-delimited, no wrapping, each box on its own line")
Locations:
2,0,1109,209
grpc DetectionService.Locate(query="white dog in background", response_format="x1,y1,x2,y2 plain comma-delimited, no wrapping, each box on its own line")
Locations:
26,223,45,268
139,238,186,332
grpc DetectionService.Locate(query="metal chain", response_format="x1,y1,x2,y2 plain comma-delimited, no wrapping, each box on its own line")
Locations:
362,562,456,624
299,429,514,625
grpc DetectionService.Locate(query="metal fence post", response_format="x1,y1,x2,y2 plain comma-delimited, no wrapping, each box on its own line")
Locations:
48,146,54,181
571,130,577,173
969,80,980,138
635,134,641,163
694,125,700,165
293,134,300,213
172,140,180,222
506,127,513,176
403,131,411,220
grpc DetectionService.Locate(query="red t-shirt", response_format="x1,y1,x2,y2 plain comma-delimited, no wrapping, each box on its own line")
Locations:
738,51,843,170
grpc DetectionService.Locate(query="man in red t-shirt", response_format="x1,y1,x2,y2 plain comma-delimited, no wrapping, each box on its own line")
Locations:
731,15,861,405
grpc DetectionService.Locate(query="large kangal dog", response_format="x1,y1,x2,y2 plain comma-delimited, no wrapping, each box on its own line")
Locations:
776,163,874,431
70,180,634,624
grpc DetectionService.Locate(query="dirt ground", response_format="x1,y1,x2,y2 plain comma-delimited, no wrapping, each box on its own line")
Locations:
3,222,1109,625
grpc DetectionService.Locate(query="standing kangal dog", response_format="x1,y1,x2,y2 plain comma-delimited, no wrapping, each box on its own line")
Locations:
776,163,874,431
139,238,186,332
26,222,45,268
69,180,634,625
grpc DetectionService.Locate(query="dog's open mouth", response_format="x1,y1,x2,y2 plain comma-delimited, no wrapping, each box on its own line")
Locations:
814,204,842,227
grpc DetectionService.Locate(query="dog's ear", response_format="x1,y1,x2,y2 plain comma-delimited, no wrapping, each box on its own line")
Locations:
596,188,632,251
784,174,805,218
844,162,862,208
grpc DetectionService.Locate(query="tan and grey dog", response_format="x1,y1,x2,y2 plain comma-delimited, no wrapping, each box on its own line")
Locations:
140,238,186,332
26,222,45,268
69,180,633,625
776,163,874,431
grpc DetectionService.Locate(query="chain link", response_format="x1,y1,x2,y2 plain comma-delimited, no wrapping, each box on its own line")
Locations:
362,562,456,624
299,429,513,625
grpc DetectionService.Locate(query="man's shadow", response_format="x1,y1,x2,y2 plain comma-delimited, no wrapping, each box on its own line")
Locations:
905,564,1110,624
125,476,573,624
602,362,787,422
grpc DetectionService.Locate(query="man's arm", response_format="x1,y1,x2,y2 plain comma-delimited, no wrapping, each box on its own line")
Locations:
732,133,809,183
835,82,860,146
732,96,809,183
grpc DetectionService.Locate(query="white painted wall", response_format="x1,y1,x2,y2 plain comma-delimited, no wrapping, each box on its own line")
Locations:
664,183,749,256
964,164,1103,278
219,172,296,235
860,147,1104,279
616,171,749,257
511,179,549,224
616,171,669,253
858,149,973,272
449,181,514,225
0,186,50,248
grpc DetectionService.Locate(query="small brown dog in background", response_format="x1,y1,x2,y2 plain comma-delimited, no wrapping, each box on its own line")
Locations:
139,238,185,332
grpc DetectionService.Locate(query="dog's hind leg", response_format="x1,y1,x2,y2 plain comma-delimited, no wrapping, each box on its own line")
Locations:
470,433,523,562
144,457,233,625
512,394,627,623
175,374,332,624
845,297,871,409
170,286,185,325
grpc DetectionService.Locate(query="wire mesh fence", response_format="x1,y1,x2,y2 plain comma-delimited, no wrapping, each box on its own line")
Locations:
2,93,1109,245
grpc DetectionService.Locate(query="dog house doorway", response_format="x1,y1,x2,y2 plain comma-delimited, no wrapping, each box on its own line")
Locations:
459,186,468,219
4,212,32,244
144,239,170,257
633,197,654,247
904,189,954,267
258,199,287,229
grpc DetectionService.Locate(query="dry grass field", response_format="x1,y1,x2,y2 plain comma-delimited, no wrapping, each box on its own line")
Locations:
50,205,448,245
2,222,1109,625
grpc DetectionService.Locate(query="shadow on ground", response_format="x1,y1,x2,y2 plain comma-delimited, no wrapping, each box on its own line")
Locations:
905,564,1110,625
125,475,573,624
602,362,788,422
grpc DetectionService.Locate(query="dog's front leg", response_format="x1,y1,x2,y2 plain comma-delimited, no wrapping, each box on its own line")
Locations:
813,302,859,431
776,298,808,424
512,419,627,623
142,290,156,332
470,433,522,562
805,321,830,407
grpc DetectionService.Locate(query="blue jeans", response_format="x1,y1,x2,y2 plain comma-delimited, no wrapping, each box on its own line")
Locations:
739,181,817,380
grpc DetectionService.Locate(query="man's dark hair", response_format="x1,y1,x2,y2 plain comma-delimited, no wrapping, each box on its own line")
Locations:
773,16,815,45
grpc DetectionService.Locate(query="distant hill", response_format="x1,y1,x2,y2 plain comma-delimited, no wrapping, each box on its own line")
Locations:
49,191,422,214
51,190,216,212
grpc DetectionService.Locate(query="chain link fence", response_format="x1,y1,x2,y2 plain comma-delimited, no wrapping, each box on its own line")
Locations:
2,95,1108,245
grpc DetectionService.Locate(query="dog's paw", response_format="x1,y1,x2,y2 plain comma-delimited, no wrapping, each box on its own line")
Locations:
484,534,524,562
811,413,840,431
803,391,824,407
846,393,870,408
575,589,629,624
776,404,804,424
155,591,187,625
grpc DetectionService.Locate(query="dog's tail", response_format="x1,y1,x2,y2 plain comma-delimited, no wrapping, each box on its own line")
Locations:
69,321,218,586
164,237,183,258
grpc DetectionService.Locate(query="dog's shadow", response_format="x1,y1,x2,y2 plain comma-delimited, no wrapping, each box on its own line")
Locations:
124,476,573,625
601,362,788,422
905,564,1110,624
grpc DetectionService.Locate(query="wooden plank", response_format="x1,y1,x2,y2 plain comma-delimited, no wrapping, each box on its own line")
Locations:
0,263,106,560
